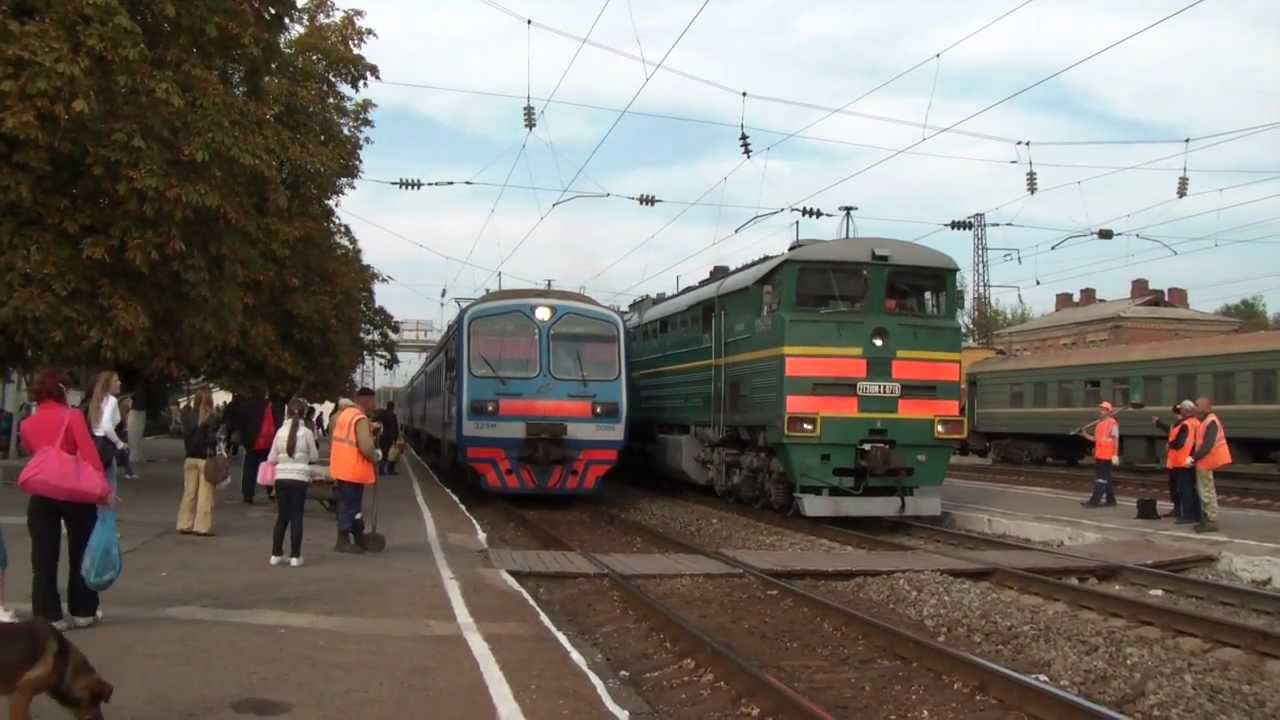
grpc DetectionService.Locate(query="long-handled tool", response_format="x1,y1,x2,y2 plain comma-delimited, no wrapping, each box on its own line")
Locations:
1069,401,1145,435
363,480,387,552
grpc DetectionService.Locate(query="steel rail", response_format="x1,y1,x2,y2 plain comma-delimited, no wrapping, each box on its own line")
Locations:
590,508,1124,720
491,500,837,720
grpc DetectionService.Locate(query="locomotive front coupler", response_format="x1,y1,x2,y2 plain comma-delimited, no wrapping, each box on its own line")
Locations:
522,422,567,465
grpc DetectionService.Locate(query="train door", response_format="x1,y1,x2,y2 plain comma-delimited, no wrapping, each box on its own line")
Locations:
713,298,726,437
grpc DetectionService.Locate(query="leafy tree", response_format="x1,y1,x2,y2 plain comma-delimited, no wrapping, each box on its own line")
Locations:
1215,295,1270,332
0,1,396,398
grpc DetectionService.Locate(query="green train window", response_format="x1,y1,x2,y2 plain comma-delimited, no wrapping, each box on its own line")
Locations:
886,271,946,315
1057,382,1074,408
1009,384,1025,408
1177,374,1197,403
1213,373,1236,405
1254,371,1277,404
796,266,867,311
1143,376,1163,407
1032,382,1047,408
1112,378,1131,406
1084,380,1101,406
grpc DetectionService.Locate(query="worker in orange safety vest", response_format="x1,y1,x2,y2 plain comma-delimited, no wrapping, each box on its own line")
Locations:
329,387,382,553
1080,401,1120,507
1154,400,1200,523
1190,397,1231,534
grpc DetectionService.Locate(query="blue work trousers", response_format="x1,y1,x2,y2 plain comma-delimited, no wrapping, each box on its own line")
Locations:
335,480,366,535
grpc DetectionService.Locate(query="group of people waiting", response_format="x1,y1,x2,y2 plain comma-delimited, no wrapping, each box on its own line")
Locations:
0,370,402,628
1080,396,1230,533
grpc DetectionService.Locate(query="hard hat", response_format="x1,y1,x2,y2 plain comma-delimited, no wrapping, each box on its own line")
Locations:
1098,401,1113,411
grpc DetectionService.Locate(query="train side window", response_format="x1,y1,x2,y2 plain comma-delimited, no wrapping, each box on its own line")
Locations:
1083,380,1101,406
1112,378,1131,406
1057,382,1073,408
1143,376,1163,406
1009,384,1024,408
701,303,714,336
1213,372,1236,405
1032,382,1047,408
1176,374,1197,402
658,318,669,335
1254,370,1277,404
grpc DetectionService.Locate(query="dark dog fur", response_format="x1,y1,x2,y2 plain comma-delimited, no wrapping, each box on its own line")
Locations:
0,620,113,720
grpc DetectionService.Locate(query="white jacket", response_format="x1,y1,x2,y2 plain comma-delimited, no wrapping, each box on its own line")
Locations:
267,421,319,482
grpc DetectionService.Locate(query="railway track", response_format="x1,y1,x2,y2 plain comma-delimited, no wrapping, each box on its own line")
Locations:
490,496,1122,719
948,462,1280,507
640,488,1280,657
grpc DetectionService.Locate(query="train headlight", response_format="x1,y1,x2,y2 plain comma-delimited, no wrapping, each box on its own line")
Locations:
591,402,619,418
785,415,819,436
870,327,889,348
533,305,554,322
470,399,499,416
934,417,966,439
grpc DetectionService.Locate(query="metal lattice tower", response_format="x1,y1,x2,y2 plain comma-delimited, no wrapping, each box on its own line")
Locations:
970,212,992,346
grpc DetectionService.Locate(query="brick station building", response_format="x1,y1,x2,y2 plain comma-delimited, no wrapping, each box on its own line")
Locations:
994,278,1241,356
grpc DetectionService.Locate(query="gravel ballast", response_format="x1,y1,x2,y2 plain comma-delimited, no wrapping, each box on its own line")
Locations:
613,496,859,552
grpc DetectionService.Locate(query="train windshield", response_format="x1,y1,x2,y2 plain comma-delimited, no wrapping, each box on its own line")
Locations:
469,311,539,379
885,271,947,315
550,314,620,381
795,266,867,311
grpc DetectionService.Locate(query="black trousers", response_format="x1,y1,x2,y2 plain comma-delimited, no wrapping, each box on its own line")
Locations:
272,480,308,558
1087,459,1117,504
28,495,99,622
1173,467,1201,520
241,448,269,501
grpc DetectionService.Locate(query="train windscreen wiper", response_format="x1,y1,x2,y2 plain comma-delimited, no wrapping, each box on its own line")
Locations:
478,352,508,386
575,349,589,388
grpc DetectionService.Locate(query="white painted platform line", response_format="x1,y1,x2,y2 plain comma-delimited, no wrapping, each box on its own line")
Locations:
945,501,1280,551
408,450,630,720
406,461,526,720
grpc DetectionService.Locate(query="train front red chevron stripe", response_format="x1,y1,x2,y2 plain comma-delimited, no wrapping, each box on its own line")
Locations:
897,399,961,416
785,395,859,415
891,360,961,382
497,399,593,418
784,357,868,379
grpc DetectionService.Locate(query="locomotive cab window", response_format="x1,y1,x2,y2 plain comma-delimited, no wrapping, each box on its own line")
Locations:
795,266,867,311
468,311,539,379
885,271,946,315
550,314,620,382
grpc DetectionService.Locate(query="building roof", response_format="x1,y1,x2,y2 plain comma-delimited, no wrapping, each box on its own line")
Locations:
993,295,1240,337
970,329,1280,373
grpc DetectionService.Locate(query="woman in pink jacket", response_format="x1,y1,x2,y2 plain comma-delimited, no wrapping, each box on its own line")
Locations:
19,369,107,629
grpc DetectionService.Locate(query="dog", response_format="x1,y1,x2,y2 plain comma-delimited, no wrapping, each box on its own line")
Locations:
0,620,113,720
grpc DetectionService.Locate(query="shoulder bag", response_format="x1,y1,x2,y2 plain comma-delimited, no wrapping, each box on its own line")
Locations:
203,429,229,485
17,409,112,505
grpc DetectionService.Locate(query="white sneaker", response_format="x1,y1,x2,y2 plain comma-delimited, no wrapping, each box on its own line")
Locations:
69,611,101,629
0,607,19,623
289,557,304,568
269,555,286,566
51,618,70,631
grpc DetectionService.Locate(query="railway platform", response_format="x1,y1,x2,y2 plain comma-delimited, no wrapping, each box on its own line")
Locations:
941,475,1280,587
0,438,623,719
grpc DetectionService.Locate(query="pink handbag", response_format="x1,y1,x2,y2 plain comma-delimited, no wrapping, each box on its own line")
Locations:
17,409,112,505
257,461,277,487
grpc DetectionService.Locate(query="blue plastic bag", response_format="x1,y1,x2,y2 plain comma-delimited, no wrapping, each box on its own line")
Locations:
81,509,122,593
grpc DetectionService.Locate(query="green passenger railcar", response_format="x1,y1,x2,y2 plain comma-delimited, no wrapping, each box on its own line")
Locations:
966,330,1280,466
624,237,966,517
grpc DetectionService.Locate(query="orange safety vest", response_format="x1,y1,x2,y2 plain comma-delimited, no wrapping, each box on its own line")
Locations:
330,406,376,484
1094,417,1118,460
1194,413,1232,471
1165,417,1199,470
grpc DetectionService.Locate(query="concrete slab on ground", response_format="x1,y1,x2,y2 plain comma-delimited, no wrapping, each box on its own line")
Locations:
0,438,621,719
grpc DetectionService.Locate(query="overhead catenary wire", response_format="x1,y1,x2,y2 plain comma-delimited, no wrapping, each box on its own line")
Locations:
475,0,714,293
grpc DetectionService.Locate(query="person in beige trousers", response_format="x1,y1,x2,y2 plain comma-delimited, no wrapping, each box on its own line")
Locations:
178,388,222,535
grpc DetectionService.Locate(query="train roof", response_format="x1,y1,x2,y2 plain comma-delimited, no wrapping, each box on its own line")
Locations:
470,288,604,307
628,236,957,325
968,330,1280,374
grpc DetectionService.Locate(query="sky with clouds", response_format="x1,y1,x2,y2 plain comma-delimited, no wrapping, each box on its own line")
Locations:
335,0,1280,341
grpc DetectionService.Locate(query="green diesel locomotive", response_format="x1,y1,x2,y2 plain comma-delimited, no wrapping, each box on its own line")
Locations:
624,237,966,517
966,330,1280,466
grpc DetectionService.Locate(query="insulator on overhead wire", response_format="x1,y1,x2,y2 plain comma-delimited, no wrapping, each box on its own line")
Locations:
1176,175,1189,199
948,219,974,231
797,206,824,219
1025,169,1038,195
523,103,537,131
395,177,424,190
637,193,658,207
739,129,752,158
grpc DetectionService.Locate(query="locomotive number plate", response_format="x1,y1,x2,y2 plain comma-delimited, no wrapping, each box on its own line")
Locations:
857,382,902,398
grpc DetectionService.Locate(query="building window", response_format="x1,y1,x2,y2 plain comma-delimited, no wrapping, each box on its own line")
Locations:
1254,370,1278,404
1176,374,1197,404
1057,382,1073,408
1143,376,1163,407
1213,372,1236,405
1084,380,1101,406
1033,382,1047,408
1009,384,1025,409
